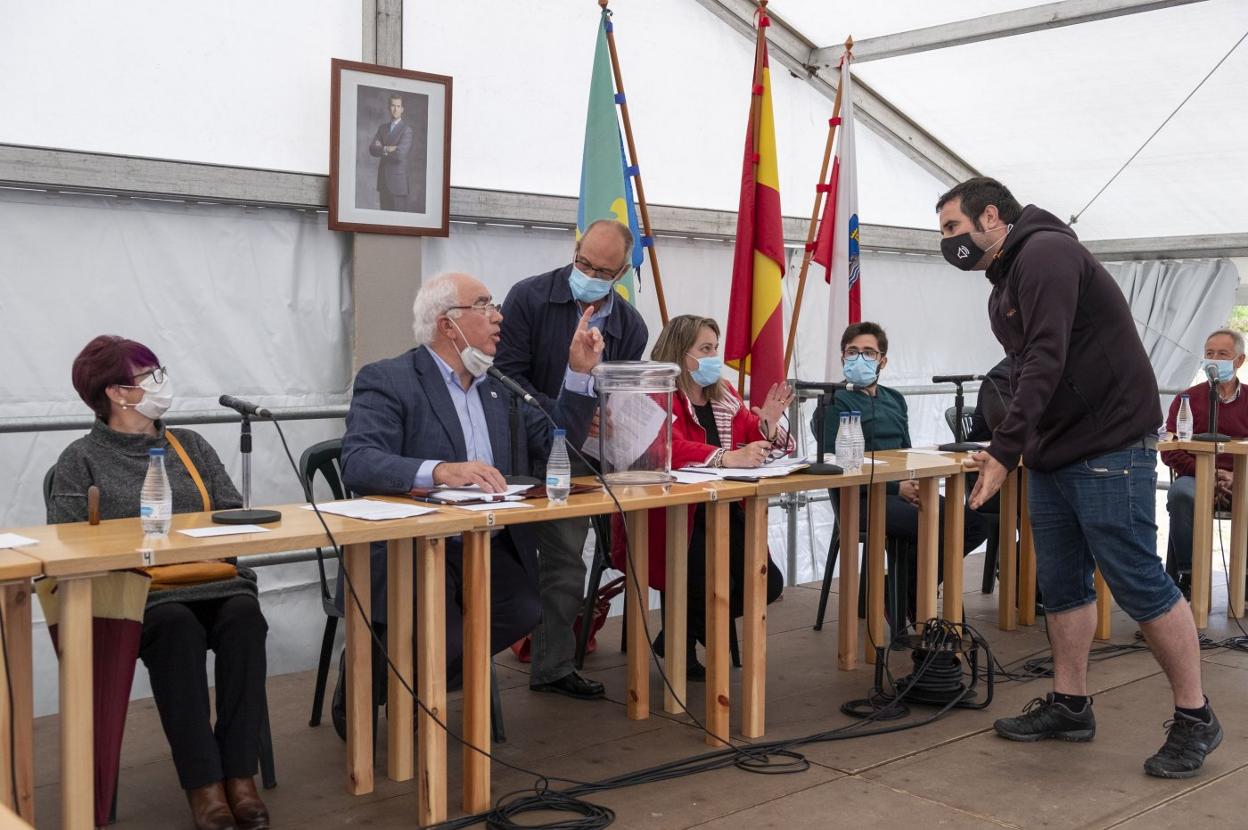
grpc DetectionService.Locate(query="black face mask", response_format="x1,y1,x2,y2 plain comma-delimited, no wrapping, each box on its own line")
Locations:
941,224,1011,271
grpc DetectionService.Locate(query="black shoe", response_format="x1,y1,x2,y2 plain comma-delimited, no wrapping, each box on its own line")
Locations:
331,647,347,742
1144,708,1222,779
994,694,1096,742
652,631,707,681
530,671,605,700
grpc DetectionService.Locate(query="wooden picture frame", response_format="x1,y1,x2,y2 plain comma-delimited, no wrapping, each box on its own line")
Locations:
329,58,452,237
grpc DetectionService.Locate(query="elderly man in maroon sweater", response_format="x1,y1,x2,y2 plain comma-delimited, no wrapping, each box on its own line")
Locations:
1162,329,1248,594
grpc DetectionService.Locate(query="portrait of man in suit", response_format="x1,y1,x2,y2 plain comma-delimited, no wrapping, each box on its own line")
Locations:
369,92,414,211
352,86,429,214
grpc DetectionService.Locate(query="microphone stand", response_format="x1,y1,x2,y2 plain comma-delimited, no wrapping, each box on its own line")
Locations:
794,381,851,475
213,414,282,524
937,380,981,452
1193,376,1231,443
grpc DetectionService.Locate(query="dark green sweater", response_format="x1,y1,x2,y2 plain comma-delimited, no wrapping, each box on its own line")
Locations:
815,385,911,493
48,419,258,608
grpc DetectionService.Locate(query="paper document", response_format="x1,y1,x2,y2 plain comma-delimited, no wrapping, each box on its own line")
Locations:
670,469,719,484
899,448,952,456
822,454,885,466
179,525,271,538
679,461,809,481
0,533,38,549
430,484,531,503
300,499,438,520
450,501,535,512
593,393,668,471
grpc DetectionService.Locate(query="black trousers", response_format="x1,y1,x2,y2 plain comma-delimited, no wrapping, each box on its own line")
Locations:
685,504,784,643
139,594,268,790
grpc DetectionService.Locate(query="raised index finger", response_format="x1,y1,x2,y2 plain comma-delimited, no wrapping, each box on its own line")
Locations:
577,305,594,331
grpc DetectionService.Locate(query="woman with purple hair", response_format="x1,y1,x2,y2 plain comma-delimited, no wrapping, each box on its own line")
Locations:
49,335,271,830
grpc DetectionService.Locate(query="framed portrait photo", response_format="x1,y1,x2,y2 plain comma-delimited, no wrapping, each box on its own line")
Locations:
329,58,452,236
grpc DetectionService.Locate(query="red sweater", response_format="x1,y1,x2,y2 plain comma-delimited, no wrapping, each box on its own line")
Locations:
1161,381,1248,477
609,384,793,591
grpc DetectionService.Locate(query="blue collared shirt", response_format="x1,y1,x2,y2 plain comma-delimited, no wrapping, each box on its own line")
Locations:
415,346,595,487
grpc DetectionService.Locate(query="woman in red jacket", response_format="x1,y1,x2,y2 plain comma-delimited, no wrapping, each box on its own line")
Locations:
612,315,794,677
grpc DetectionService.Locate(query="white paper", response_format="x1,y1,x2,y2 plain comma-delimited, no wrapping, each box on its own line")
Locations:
178,524,271,538
670,469,719,484
429,484,531,503
0,533,38,549
821,454,886,467
450,501,535,512
678,461,808,481
898,448,953,456
598,393,667,471
300,499,438,520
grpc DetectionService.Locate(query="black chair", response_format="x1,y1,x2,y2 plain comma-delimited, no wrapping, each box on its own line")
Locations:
298,439,507,743
944,405,1004,594
42,465,278,824
813,521,914,637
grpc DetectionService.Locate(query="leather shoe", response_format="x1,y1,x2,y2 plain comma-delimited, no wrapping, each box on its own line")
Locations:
531,671,605,700
224,777,271,830
185,781,236,830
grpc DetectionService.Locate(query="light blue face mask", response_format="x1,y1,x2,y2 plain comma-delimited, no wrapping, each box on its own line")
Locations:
1203,358,1236,383
569,265,615,303
688,354,724,387
843,355,879,386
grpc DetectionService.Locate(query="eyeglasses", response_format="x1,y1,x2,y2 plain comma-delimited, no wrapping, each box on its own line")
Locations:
448,301,502,316
120,366,168,387
842,348,882,360
574,255,627,282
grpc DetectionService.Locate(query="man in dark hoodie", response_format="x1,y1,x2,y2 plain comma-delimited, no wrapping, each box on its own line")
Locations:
936,177,1220,779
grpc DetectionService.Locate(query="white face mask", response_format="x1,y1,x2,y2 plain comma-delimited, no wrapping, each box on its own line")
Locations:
133,375,173,420
448,317,494,378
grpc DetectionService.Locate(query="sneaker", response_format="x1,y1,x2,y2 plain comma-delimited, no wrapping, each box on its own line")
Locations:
1143,708,1222,779
994,694,1096,742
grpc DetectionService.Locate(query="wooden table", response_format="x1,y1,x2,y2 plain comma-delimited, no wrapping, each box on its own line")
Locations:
755,451,965,684
10,504,481,830
1158,438,1248,627
0,549,40,825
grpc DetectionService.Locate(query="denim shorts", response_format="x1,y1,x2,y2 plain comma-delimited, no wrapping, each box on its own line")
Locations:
1026,444,1182,623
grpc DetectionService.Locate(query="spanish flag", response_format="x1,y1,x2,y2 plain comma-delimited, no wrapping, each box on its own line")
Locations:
725,11,785,405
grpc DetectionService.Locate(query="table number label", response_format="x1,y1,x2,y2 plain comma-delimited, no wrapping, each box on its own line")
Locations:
139,549,155,566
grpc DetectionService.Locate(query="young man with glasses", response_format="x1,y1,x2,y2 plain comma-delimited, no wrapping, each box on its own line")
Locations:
495,219,648,700
817,322,991,617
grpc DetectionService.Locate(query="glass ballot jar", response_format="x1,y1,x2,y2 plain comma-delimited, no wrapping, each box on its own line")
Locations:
589,361,681,485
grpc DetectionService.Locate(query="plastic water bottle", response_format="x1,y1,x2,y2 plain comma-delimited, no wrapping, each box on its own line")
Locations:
140,447,173,536
850,411,865,473
1176,394,1193,441
546,429,571,505
834,413,851,468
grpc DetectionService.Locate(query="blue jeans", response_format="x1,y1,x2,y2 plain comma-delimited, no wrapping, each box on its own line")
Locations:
1166,476,1196,575
1027,445,1182,623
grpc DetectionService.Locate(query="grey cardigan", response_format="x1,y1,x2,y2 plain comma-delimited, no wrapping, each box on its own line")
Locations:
48,419,259,608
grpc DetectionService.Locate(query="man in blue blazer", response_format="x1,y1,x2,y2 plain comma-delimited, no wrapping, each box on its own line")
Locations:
330,271,603,738
496,220,648,699
368,92,414,211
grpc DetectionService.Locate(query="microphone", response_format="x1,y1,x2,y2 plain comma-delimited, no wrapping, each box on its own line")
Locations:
486,367,537,406
932,374,983,384
219,395,272,419
1204,363,1220,386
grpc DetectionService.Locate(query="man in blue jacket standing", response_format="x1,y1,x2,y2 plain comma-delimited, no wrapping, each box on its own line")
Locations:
496,219,649,699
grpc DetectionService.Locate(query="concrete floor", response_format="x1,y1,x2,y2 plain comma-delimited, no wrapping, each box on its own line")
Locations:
29,552,1248,829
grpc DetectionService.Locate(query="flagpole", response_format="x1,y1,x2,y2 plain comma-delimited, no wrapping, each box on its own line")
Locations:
599,0,670,327
737,0,769,394
783,36,852,375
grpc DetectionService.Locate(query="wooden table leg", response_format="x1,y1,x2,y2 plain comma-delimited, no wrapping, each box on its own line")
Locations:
0,583,33,823
838,485,861,671
663,505,688,715
343,543,373,796
625,510,650,720
416,538,447,825
387,538,414,783
1018,472,1037,627
916,477,940,626
741,495,768,738
60,577,93,830
942,474,965,626
705,498,730,746
997,470,1019,631
1191,452,1214,629
865,482,886,665
1094,567,1113,641
462,531,491,814
1230,456,1247,619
